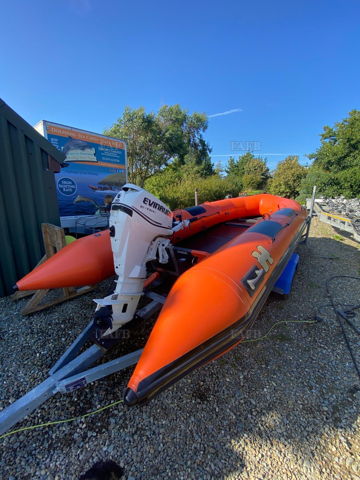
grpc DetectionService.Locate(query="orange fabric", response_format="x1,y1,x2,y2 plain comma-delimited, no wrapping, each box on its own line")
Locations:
16,230,113,290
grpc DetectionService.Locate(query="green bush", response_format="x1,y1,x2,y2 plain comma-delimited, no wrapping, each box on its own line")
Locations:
269,156,307,199
336,166,360,198
144,173,243,209
243,173,262,190
304,110,360,198
298,165,360,202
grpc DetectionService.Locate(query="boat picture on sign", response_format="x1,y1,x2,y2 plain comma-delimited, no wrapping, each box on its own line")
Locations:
35,120,127,233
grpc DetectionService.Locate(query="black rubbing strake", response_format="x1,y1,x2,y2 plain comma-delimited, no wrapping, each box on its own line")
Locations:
272,208,297,217
247,220,284,239
185,206,206,216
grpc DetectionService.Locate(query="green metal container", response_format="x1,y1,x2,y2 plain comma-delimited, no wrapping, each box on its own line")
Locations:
0,99,66,296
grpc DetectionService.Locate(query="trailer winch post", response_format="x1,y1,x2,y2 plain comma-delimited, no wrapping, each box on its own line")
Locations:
303,185,317,244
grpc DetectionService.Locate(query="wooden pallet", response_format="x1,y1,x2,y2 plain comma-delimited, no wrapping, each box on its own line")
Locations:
11,224,95,315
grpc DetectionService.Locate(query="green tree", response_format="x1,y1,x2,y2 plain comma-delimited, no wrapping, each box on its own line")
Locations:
269,156,307,198
297,167,340,202
105,104,212,186
225,156,239,176
309,110,360,173
243,157,270,190
225,152,256,178
301,110,360,198
214,161,224,175
225,153,269,190
238,152,256,177
336,166,360,197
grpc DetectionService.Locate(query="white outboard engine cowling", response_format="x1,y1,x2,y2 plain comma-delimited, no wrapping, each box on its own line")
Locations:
94,184,173,338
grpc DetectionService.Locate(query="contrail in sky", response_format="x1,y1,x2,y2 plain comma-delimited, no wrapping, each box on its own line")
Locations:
208,108,243,118
211,153,302,157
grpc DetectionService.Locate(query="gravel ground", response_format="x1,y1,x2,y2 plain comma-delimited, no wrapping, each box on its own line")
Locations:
0,218,359,480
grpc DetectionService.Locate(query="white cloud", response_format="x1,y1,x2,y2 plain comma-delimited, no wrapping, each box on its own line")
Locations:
208,108,243,118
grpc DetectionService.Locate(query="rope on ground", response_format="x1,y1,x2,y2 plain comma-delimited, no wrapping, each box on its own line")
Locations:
0,399,124,440
241,319,318,343
0,318,319,441
325,275,360,380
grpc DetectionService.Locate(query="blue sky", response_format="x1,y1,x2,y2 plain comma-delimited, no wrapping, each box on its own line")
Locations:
1,0,360,170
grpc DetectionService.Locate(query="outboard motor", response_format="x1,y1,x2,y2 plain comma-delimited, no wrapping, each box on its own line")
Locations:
94,184,176,341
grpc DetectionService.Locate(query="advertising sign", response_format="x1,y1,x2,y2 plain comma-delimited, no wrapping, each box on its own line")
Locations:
35,121,127,223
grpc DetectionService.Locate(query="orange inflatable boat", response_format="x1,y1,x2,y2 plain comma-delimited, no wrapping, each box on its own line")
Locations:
124,196,307,404
15,185,307,406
